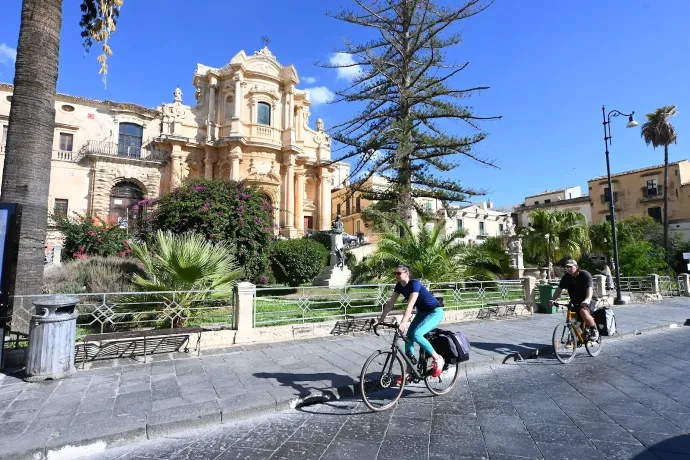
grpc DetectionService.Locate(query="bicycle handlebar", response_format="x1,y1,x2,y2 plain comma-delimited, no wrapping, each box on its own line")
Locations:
373,320,399,336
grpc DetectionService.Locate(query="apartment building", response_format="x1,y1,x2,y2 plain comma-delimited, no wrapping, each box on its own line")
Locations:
515,185,592,227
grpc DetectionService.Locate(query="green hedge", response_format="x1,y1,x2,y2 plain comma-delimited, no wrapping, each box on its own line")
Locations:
270,239,329,287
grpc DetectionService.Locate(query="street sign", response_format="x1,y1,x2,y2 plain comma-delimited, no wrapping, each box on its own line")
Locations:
683,252,690,260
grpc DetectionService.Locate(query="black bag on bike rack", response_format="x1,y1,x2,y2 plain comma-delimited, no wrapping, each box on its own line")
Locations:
429,329,470,364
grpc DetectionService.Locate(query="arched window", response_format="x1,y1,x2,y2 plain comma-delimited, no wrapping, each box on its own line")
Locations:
257,102,271,126
118,123,143,158
109,181,144,227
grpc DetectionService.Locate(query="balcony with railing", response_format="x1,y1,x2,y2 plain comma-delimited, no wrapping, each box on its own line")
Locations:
80,140,169,163
640,186,663,202
248,124,281,146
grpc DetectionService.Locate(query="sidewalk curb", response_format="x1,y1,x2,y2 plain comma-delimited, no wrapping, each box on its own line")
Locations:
12,320,684,460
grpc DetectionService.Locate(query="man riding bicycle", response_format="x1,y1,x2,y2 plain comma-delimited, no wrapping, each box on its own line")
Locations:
549,259,599,341
378,265,445,378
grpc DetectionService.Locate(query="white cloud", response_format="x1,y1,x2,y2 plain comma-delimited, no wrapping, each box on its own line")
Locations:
304,86,335,106
329,53,362,81
302,76,317,84
0,43,17,66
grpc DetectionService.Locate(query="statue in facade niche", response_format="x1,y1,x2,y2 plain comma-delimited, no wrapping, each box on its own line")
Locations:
174,87,183,103
316,118,324,132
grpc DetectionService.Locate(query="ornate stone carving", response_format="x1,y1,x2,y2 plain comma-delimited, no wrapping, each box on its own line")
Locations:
248,84,280,100
316,118,324,132
174,87,183,103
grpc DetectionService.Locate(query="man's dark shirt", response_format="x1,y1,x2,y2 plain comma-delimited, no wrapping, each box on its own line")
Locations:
558,269,597,306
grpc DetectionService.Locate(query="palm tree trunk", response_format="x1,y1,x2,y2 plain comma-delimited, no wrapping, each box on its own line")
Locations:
1,0,63,333
663,144,669,269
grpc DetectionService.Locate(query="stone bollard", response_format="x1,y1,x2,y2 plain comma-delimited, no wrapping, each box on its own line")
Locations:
521,276,536,313
234,282,256,343
24,295,79,382
680,274,690,297
648,274,660,298
53,245,63,266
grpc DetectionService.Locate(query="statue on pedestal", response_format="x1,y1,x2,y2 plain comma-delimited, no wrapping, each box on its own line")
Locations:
331,215,345,269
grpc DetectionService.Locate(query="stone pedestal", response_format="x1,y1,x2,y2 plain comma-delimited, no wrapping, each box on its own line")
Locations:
313,233,351,288
507,236,524,279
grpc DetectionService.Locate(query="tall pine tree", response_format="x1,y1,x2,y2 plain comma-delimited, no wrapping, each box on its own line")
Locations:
325,0,500,228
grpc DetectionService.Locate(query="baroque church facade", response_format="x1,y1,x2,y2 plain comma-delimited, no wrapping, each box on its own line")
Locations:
0,47,348,244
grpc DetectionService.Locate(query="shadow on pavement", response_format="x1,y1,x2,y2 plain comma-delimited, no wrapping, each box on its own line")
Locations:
254,371,358,397
471,341,548,355
633,434,690,459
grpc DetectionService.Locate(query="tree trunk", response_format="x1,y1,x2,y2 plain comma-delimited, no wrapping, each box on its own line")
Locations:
1,0,63,333
663,144,670,269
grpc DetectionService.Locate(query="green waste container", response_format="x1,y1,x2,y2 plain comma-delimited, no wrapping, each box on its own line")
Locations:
538,284,558,314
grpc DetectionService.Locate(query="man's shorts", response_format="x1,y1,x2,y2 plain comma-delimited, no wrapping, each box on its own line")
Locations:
569,300,598,321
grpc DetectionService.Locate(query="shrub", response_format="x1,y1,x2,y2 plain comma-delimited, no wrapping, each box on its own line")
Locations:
270,239,329,286
52,214,130,260
138,179,274,282
42,257,144,294
117,230,241,328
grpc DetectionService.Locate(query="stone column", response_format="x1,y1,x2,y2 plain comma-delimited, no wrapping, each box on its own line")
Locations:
294,166,305,234
229,146,242,181
593,274,606,297
207,78,217,142
203,147,215,179
170,145,184,189
521,276,536,314
234,282,256,343
232,74,243,135
284,157,295,234
320,169,332,230
680,274,690,297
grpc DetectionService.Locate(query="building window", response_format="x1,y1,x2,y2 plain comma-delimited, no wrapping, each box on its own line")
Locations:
345,199,350,216
544,199,551,204
603,187,617,202
646,179,658,196
336,203,341,216
424,201,432,211
648,206,662,223
479,222,485,235
357,220,361,233
457,219,463,229
59,133,73,151
499,223,504,234
355,196,361,213
568,193,572,199
54,199,68,216
605,214,612,222
118,123,143,157
534,201,539,205
257,102,271,126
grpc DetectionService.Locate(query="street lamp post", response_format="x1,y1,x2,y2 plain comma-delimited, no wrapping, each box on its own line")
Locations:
602,105,638,305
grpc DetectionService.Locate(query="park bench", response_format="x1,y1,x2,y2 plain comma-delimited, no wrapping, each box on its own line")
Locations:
480,299,528,319
78,326,204,367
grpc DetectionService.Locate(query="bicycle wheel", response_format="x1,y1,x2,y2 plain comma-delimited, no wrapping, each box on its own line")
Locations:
552,323,578,364
360,350,406,411
424,355,461,396
584,329,603,357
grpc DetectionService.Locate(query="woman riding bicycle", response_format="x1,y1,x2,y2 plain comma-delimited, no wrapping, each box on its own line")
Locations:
378,265,445,378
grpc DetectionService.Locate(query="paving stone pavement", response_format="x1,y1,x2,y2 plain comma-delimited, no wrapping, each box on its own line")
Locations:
0,298,689,459
77,324,690,460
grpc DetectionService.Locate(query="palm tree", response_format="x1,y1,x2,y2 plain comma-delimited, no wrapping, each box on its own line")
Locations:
641,105,678,268
522,210,591,278
357,220,509,283
2,1,121,332
118,231,241,327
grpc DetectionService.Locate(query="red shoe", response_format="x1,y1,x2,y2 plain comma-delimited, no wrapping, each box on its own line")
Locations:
395,375,407,386
431,357,445,377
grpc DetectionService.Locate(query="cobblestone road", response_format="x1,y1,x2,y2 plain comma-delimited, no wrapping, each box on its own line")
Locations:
77,326,690,460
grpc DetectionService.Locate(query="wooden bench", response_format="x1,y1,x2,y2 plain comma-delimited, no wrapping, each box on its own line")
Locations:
482,300,528,319
80,326,204,367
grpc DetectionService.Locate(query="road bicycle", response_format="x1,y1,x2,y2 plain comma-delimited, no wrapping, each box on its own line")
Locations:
551,301,603,364
359,319,460,411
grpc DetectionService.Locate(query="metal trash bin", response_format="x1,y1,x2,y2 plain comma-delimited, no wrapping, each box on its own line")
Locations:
24,295,79,382
538,283,558,314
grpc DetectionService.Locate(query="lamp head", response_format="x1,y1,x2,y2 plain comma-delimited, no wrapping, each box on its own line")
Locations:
626,113,638,128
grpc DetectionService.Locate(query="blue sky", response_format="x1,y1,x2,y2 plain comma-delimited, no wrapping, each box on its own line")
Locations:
1,0,688,207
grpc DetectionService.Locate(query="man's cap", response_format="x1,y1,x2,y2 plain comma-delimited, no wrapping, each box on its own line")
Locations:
565,259,578,267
